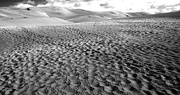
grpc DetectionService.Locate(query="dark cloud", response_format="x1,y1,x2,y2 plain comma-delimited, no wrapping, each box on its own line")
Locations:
30,0,48,5
157,5,174,12
174,3,180,6
65,0,78,3
100,2,113,9
0,0,47,7
83,0,93,2
74,2,81,7
157,5,166,10
46,0,93,4
0,0,23,7
100,3,108,7
0,0,93,7
23,0,36,5
150,5,156,9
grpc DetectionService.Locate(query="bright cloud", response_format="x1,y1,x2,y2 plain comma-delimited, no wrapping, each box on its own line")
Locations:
73,1,112,11
13,0,180,14
26,0,36,5
174,5,180,10
42,0,180,13
14,3,34,8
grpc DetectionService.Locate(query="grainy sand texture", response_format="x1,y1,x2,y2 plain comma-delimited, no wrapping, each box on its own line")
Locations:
0,18,180,95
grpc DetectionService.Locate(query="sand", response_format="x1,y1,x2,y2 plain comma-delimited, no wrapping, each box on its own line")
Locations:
0,18,180,95
0,17,72,27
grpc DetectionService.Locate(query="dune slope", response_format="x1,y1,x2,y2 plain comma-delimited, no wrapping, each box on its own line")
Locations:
149,11,180,18
0,7,72,26
0,6,153,24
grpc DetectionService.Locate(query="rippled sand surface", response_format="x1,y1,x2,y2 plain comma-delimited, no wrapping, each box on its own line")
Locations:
0,18,180,95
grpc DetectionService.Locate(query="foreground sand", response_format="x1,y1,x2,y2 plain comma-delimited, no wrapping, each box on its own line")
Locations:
0,18,180,95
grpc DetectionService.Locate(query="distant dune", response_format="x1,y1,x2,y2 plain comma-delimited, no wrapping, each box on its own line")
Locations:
0,6,180,26
148,11,180,18
0,7,49,19
0,6,153,26
32,7,76,19
127,12,151,17
0,17,72,26
0,7,73,26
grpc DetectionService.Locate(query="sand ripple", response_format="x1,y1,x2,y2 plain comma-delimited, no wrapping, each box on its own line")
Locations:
0,38,180,95
0,20,180,95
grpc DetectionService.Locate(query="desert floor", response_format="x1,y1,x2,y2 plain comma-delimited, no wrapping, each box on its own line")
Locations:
0,18,180,95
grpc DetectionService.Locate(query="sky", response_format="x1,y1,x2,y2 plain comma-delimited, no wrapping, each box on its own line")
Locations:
0,0,180,14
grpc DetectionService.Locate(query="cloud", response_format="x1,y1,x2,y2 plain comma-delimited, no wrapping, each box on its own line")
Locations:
25,0,35,5
151,0,180,6
83,0,93,2
13,3,34,8
10,0,180,13
42,0,180,13
100,2,113,9
73,1,112,11
11,0,36,8
74,2,81,7
174,5,180,10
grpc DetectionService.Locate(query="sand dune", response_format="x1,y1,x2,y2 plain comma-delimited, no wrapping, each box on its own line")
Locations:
0,17,72,27
1,6,180,25
97,11,129,18
0,6,152,24
0,7,74,26
0,18,180,95
148,11,180,18
127,12,151,17
32,7,76,19
68,15,107,23
0,8,49,19
0,13,8,17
